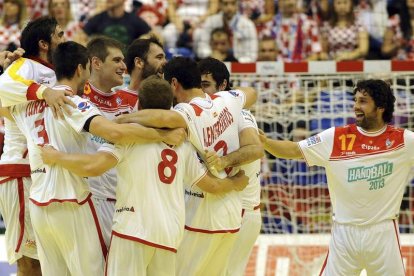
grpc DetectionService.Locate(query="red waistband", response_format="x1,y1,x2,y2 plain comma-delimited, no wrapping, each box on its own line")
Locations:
0,164,31,178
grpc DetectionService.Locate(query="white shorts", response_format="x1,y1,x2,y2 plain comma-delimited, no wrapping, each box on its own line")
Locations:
227,207,261,276
320,220,405,276
29,196,106,276
92,195,115,248
176,230,238,276
106,233,176,276
0,177,37,264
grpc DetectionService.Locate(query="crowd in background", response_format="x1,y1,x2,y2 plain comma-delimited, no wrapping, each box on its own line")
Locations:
0,0,413,63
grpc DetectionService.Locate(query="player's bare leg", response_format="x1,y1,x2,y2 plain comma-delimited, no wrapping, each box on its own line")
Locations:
17,256,42,276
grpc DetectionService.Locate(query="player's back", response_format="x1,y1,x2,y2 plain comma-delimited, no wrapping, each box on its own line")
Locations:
99,141,206,251
174,90,245,232
10,91,100,205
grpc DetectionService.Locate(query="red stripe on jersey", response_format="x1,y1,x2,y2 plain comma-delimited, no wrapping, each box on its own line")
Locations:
112,230,177,253
26,83,41,100
330,125,404,159
190,103,203,116
0,164,31,177
210,94,220,100
184,225,240,234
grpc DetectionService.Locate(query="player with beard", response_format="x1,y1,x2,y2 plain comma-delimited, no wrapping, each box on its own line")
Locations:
261,79,407,275
0,16,67,276
116,35,167,112
0,41,185,275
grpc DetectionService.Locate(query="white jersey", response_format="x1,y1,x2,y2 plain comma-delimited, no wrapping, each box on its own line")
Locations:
299,124,414,225
0,57,56,107
0,56,56,171
238,110,261,210
11,88,101,205
173,90,245,232
82,83,138,200
99,141,207,252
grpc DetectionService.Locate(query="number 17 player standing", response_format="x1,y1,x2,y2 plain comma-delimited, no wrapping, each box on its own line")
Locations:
262,79,406,275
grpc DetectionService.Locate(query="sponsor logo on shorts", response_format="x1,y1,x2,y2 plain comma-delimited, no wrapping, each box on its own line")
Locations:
185,189,204,198
31,168,46,174
116,206,135,213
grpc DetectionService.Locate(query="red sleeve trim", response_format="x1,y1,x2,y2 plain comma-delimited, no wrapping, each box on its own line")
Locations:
27,83,41,100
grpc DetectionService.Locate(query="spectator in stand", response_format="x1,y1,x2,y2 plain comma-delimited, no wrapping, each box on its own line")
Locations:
382,0,414,60
162,0,218,50
208,27,238,62
239,0,275,33
257,36,279,61
194,0,258,62
354,0,388,59
302,0,330,25
81,0,151,46
320,0,369,61
0,0,26,51
261,0,322,61
26,0,48,20
48,0,84,43
135,1,167,39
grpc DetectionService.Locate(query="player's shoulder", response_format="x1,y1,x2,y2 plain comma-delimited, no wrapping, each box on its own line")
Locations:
215,89,244,99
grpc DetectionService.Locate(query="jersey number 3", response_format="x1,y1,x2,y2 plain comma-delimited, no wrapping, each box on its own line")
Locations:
35,118,50,145
158,149,178,184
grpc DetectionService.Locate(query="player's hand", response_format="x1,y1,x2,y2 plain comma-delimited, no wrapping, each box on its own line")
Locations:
161,128,186,146
230,170,248,191
43,88,76,119
3,48,24,69
39,144,59,166
204,150,225,172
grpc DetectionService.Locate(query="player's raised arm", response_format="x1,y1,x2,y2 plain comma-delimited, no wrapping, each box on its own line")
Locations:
87,115,187,146
260,129,303,159
196,170,249,194
40,146,117,177
115,109,188,129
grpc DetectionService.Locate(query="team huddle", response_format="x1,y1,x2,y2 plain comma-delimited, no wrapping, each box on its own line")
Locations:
0,14,412,276
0,16,263,276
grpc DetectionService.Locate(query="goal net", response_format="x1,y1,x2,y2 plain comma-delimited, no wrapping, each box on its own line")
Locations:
228,61,414,276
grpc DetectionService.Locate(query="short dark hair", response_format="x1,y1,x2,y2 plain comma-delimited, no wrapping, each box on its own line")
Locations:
353,79,396,123
139,75,173,110
198,57,231,90
164,57,201,89
126,35,163,73
21,16,58,57
87,36,125,62
53,41,89,80
210,27,230,39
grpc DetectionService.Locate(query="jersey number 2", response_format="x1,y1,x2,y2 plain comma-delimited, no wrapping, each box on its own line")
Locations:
214,140,232,175
158,149,178,184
